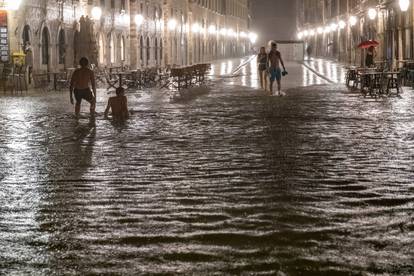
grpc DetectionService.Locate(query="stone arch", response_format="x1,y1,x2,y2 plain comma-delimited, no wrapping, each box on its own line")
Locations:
22,25,31,46
154,38,158,66
146,36,150,66
98,32,105,65
120,35,126,62
108,32,116,64
41,26,51,67
139,36,144,66
57,27,66,65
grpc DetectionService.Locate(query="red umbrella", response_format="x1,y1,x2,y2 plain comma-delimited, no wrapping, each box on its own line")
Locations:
357,40,379,49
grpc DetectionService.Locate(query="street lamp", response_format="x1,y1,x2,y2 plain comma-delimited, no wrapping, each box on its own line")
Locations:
317,27,323,34
400,0,410,12
91,7,102,20
368,8,377,20
168,19,177,31
330,23,338,31
135,14,144,26
338,20,346,29
192,23,201,33
208,25,216,34
249,32,258,44
309,29,315,36
349,16,358,26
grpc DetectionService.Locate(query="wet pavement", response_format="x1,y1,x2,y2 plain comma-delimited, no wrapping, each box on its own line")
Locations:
0,57,413,275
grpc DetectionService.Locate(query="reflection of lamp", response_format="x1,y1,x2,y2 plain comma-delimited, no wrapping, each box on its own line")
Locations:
368,8,377,20
168,19,177,31
400,0,410,11
91,7,102,20
135,14,144,26
349,16,358,26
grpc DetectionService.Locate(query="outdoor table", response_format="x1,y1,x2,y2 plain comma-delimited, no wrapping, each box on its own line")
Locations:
48,71,67,91
357,71,383,96
116,72,133,87
383,71,401,95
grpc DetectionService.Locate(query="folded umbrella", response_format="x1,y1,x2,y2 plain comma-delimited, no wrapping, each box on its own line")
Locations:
357,40,379,49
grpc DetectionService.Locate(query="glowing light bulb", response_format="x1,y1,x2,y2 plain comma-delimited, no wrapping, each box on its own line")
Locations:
135,14,144,26
91,6,102,20
349,16,358,26
168,19,177,30
400,0,410,12
368,8,377,20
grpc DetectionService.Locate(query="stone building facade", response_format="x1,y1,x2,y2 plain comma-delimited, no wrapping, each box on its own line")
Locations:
2,0,251,73
297,0,414,67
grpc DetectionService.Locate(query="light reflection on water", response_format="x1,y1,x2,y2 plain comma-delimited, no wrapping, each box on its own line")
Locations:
0,60,413,275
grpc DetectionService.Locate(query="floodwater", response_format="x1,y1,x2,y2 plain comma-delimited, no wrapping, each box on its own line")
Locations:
0,58,413,275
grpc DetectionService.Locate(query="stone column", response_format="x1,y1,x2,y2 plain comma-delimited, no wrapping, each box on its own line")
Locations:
130,0,138,69
163,0,171,66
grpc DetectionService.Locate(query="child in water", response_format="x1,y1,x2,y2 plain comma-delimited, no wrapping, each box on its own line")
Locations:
104,87,129,120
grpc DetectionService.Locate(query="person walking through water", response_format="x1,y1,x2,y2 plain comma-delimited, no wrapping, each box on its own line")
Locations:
70,57,96,118
24,41,33,85
267,42,287,96
104,87,129,121
365,46,376,68
257,46,268,91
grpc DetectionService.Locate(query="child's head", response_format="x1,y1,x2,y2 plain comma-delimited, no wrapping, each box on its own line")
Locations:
116,87,125,96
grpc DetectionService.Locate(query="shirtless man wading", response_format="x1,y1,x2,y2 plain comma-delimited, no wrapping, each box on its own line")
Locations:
70,57,97,117
267,43,287,96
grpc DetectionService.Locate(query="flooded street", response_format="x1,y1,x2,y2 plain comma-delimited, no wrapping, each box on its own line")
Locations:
1,57,413,275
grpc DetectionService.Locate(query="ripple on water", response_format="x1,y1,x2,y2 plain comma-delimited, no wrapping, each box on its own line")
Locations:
0,84,413,274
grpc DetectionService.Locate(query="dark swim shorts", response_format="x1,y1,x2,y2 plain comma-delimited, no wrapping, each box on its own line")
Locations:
74,88,94,104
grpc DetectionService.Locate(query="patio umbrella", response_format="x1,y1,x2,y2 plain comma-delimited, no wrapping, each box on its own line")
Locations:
357,40,379,49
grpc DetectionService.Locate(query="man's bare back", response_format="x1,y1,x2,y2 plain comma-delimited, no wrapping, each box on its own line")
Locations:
70,68,95,90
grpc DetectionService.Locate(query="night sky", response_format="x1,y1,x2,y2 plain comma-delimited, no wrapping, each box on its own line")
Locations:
251,0,297,46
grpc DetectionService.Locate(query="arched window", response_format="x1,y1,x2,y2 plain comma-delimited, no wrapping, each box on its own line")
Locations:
41,27,50,65
110,33,115,64
160,40,163,63
154,38,158,65
22,25,30,45
99,34,104,64
139,36,143,64
120,36,125,61
58,29,65,65
146,37,150,66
